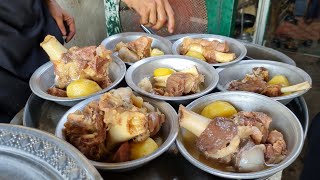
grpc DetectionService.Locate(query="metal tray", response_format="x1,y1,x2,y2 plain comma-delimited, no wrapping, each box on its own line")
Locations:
21,91,308,179
0,124,102,180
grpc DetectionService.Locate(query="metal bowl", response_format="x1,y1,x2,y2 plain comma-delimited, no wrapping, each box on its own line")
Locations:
125,55,219,105
172,34,247,67
29,55,126,107
243,43,296,66
101,32,173,66
176,91,304,179
216,60,312,105
55,92,179,171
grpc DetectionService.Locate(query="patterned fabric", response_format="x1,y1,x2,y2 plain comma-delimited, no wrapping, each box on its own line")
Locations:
104,0,122,36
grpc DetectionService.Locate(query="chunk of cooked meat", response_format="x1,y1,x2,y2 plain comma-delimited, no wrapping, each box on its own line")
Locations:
112,142,131,162
227,67,301,97
228,75,268,94
47,87,67,97
115,36,152,61
180,38,230,54
265,130,287,164
231,111,272,144
127,36,152,59
118,46,140,63
261,84,282,97
148,111,166,136
64,101,107,161
165,72,204,96
196,117,239,161
252,67,269,81
53,45,113,89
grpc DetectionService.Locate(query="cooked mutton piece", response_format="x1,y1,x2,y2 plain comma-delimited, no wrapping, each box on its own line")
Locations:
179,38,235,63
265,130,287,164
180,38,230,54
47,87,67,97
152,66,205,96
64,101,108,161
178,105,253,163
228,67,311,97
40,35,113,89
231,111,272,144
98,87,165,149
115,36,152,62
252,67,269,81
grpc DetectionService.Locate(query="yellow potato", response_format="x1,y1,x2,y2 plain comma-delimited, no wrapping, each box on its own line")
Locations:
130,138,159,160
153,68,175,77
268,75,290,87
66,79,102,98
200,101,237,119
185,51,206,61
151,48,165,57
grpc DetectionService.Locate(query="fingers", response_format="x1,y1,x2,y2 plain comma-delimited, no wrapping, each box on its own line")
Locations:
152,0,167,30
56,16,67,36
139,8,149,25
163,0,175,33
64,14,76,43
149,1,157,26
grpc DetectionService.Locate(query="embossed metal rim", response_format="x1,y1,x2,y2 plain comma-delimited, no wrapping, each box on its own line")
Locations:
0,124,102,180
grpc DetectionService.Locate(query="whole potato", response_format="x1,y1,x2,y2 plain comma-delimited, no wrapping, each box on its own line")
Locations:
130,138,159,160
200,101,237,119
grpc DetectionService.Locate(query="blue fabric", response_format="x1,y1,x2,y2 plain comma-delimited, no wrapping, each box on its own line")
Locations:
0,0,63,123
294,0,308,16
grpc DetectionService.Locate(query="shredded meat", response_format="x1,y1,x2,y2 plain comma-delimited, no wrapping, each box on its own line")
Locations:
53,45,112,89
47,87,67,97
64,101,107,161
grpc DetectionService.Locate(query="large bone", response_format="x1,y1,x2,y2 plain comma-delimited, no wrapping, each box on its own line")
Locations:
281,81,311,93
40,35,67,62
178,105,211,137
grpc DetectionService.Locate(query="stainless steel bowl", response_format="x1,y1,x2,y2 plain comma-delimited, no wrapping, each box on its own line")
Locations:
172,34,247,67
243,43,296,66
176,91,304,179
29,55,126,107
216,60,312,105
101,32,173,66
125,55,219,105
55,92,179,171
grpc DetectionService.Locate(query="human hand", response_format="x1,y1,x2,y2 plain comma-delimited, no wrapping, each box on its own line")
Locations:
45,0,76,42
122,0,175,33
